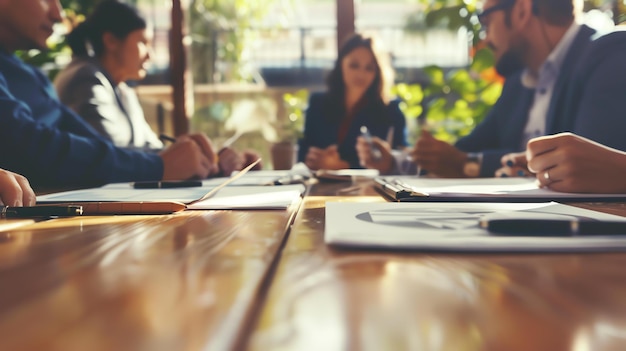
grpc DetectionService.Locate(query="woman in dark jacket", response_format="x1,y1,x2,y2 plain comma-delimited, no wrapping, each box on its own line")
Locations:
298,33,407,170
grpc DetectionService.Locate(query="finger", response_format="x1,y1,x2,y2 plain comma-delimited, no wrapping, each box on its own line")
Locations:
535,166,560,188
500,152,526,168
526,133,571,160
188,133,219,165
527,149,561,174
14,174,36,206
0,172,23,206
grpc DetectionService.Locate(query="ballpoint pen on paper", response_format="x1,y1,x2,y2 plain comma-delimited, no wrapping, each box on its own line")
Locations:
360,126,382,160
1,205,83,218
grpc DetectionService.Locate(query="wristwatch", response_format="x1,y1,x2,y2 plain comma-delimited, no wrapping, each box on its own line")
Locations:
463,152,482,177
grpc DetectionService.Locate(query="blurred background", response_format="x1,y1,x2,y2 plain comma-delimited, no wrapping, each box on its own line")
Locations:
21,0,624,168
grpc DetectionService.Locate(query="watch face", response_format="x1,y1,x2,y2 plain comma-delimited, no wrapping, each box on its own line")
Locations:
463,162,480,177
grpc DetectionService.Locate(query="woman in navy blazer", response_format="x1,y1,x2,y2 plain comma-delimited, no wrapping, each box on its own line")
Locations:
298,33,407,170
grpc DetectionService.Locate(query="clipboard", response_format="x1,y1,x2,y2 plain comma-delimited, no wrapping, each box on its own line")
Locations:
374,177,626,203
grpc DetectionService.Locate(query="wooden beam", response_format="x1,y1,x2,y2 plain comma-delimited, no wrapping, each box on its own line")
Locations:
336,0,355,52
169,0,193,136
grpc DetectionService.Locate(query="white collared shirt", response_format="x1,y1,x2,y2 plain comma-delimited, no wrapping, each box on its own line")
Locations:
519,21,581,149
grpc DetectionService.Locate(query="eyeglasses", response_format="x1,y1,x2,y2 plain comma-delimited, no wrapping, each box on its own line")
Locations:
477,0,516,29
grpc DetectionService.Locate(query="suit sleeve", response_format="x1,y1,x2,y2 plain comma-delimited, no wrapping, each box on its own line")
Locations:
571,45,626,150
0,74,163,187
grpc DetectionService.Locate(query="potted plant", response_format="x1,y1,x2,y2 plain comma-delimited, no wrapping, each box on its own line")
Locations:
270,89,307,170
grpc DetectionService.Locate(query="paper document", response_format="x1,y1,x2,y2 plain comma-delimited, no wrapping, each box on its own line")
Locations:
38,183,305,210
325,202,626,252
376,177,626,202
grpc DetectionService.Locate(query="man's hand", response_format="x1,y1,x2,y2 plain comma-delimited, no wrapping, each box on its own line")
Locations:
412,130,467,177
527,132,626,193
160,134,219,180
0,169,36,206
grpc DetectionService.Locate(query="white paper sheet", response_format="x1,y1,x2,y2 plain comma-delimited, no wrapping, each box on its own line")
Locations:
325,202,626,252
38,183,305,210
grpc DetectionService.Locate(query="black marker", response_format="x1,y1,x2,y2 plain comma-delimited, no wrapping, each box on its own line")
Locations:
1,205,83,218
133,180,203,189
481,218,626,236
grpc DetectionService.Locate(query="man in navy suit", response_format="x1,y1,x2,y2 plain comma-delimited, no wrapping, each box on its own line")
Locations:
358,0,626,177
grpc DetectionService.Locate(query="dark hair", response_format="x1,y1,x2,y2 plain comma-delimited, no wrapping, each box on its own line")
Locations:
500,0,576,27
66,0,146,57
325,33,393,122
533,0,576,26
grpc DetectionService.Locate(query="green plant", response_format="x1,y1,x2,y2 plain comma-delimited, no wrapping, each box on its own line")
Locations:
392,47,503,144
279,89,307,142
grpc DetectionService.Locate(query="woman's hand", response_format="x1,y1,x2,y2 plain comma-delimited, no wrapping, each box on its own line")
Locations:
305,145,350,170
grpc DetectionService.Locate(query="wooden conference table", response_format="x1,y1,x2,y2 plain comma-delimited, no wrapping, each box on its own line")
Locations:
1,180,626,351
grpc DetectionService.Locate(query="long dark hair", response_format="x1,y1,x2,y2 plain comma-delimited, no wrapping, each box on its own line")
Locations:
325,33,394,122
66,0,146,58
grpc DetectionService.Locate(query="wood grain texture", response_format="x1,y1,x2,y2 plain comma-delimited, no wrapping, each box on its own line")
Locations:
0,207,298,351
248,185,626,351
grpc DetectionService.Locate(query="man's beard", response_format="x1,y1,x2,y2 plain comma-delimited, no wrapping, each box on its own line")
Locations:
495,49,525,77
495,34,528,77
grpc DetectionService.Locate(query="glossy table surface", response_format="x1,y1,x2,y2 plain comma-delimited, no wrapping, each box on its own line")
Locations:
2,180,626,351
0,207,298,351
248,181,626,351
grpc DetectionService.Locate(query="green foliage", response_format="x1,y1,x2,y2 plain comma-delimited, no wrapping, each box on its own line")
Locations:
280,90,307,142
392,47,502,144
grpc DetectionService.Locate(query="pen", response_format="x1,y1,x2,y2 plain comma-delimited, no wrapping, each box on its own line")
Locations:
360,126,382,160
159,134,177,143
272,174,305,185
52,202,187,215
1,205,83,218
133,180,203,189
481,218,626,236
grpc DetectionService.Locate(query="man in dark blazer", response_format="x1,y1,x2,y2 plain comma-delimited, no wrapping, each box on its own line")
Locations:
360,0,626,178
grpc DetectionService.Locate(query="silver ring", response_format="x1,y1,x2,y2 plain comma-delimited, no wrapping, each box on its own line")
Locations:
544,171,550,181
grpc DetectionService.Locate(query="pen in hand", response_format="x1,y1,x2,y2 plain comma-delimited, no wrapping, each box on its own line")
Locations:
1,205,83,218
360,126,382,160
159,134,177,144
